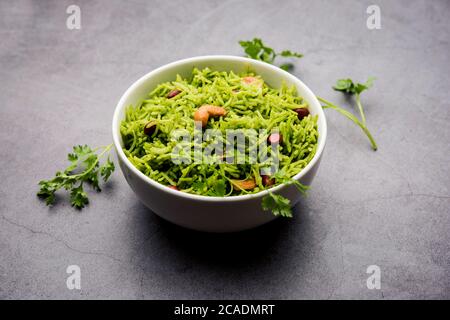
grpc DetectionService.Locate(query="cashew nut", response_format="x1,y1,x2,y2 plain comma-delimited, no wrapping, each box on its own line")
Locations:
194,104,227,127
230,178,256,191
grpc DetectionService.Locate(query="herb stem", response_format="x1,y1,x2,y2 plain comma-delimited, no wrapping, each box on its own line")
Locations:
317,96,378,151
355,94,366,126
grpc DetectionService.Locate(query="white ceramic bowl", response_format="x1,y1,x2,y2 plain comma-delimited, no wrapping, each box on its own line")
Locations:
112,56,327,232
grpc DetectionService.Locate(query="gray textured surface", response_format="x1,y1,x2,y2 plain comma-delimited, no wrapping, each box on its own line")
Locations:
0,0,449,299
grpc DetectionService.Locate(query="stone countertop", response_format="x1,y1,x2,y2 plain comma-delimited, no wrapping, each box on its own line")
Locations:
0,0,449,299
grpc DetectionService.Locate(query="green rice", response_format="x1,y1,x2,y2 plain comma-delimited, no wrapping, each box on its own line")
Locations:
120,67,318,196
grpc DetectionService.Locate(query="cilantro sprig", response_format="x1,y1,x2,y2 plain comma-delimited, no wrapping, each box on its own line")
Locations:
37,144,115,209
318,77,378,150
262,193,292,217
319,97,377,150
261,169,309,218
333,77,375,125
239,38,303,71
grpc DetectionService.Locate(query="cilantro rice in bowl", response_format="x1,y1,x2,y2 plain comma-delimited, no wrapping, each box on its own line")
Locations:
112,56,327,232
120,67,318,196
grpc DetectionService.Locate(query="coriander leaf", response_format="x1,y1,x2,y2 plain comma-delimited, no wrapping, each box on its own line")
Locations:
241,41,263,60
192,180,207,194
333,79,353,93
37,144,115,209
238,38,303,69
70,184,89,209
100,158,115,182
330,76,376,140
333,77,375,95
82,153,98,171
67,145,95,173
262,193,292,218
272,169,289,184
279,63,293,71
279,50,303,58
239,38,276,63
86,169,101,191
272,168,309,194
364,76,375,90
70,145,93,161
291,179,309,194
68,153,78,163
53,172,74,190
210,179,226,197
37,181,57,206
257,169,310,218
44,192,56,206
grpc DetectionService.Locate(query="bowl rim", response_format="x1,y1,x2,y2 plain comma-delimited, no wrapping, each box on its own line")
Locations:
112,55,327,203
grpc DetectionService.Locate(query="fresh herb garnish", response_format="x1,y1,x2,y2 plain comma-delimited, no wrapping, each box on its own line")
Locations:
211,179,227,197
261,169,310,218
317,77,377,150
239,38,303,71
37,144,115,209
333,77,375,125
318,94,377,151
262,192,292,217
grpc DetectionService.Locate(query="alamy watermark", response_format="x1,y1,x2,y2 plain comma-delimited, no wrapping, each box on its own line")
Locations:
66,5,81,30
366,265,381,289
366,5,381,30
66,265,81,290
171,122,281,175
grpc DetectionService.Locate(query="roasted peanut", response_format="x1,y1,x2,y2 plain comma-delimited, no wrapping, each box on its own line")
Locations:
267,132,283,145
167,89,181,99
261,175,275,187
230,178,256,191
194,105,227,128
242,76,263,88
294,108,310,120
144,121,158,137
